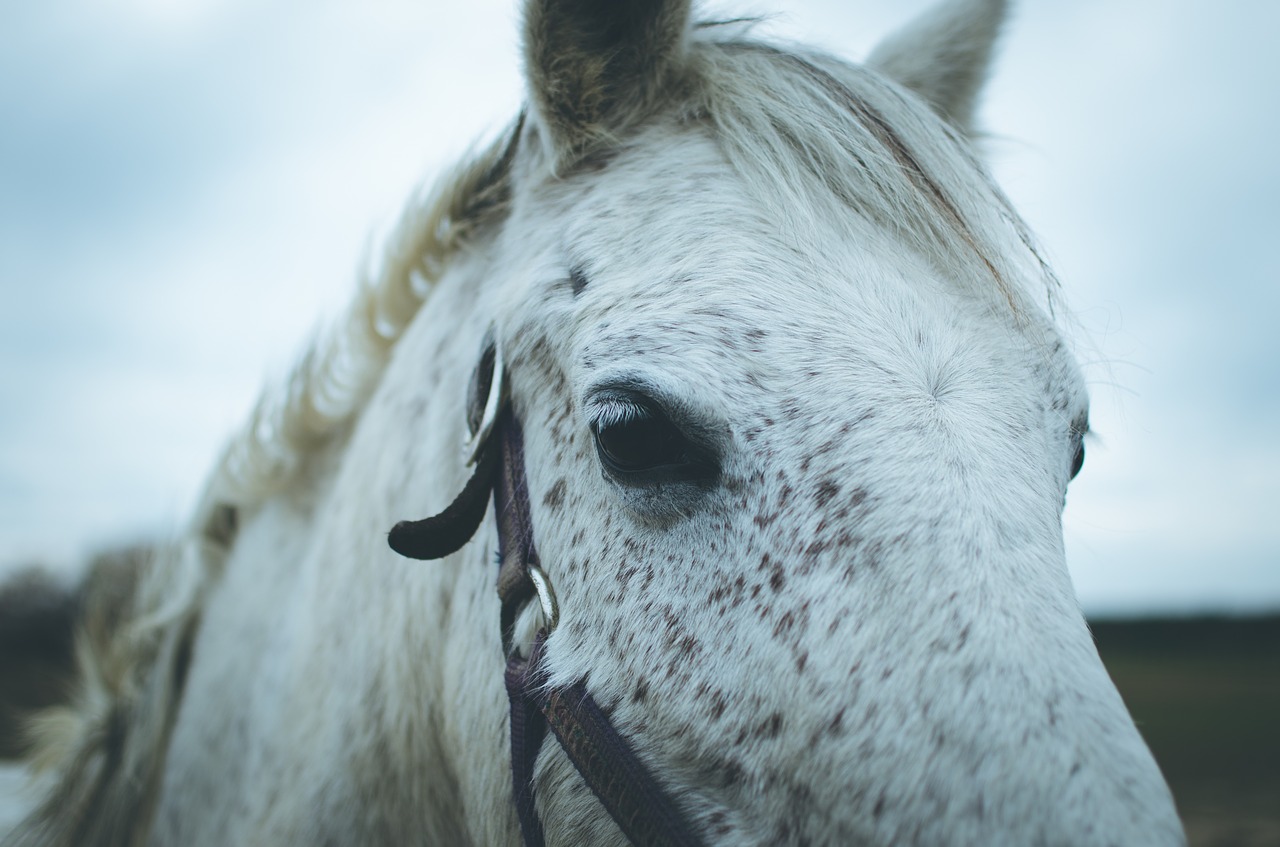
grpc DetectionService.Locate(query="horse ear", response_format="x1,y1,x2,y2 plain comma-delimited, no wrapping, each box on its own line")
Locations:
866,0,1009,134
522,0,693,163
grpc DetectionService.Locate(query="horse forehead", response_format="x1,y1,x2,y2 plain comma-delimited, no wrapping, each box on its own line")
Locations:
541,130,1039,356
551,132,772,273
520,123,1085,461
571,267,1062,427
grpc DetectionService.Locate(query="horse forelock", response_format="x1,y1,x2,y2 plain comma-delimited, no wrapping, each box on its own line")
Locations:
691,37,1054,313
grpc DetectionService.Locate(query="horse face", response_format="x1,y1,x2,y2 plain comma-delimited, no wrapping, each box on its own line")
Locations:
474,0,1184,843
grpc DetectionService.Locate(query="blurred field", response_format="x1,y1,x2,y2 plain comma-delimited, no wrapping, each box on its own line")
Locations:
1093,614,1280,847
3,614,1276,841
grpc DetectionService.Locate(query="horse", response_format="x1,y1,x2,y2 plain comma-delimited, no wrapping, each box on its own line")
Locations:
0,0,1186,843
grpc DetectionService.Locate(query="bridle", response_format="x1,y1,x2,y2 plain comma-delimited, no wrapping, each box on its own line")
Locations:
386,342,705,847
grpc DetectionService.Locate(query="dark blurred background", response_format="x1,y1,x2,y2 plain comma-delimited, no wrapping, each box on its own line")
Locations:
1095,615,1280,846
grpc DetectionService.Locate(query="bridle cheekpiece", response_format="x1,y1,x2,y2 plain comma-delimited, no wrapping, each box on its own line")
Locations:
387,340,704,847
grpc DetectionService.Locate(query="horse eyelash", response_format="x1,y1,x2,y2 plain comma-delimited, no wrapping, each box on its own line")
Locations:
588,396,653,431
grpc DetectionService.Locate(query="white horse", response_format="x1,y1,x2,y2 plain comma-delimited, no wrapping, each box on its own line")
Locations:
3,0,1185,843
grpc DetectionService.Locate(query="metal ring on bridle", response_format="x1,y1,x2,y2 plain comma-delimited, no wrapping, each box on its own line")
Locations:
465,343,506,467
526,564,559,635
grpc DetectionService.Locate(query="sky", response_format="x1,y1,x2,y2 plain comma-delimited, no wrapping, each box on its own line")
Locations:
0,0,1277,616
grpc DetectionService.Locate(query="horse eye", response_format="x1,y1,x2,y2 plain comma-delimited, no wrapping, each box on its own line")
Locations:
1069,441,1086,481
593,408,688,473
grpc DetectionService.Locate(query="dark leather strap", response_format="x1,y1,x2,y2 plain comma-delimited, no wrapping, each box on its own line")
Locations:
507,635,705,847
505,646,549,847
387,342,505,562
491,414,704,847
493,413,540,656
386,438,499,560
388,378,704,846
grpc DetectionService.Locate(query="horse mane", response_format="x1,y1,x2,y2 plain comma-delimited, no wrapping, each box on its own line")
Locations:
202,120,523,523
693,34,1054,310
6,542,200,847
3,126,523,847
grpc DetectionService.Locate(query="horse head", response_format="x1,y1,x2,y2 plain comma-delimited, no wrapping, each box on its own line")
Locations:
408,0,1184,842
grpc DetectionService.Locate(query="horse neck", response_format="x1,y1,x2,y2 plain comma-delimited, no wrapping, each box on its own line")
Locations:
288,260,515,842
148,255,513,844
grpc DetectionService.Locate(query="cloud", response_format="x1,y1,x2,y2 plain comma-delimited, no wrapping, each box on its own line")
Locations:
0,0,520,564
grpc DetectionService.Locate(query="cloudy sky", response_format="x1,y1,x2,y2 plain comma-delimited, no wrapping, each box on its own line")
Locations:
0,0,1276,615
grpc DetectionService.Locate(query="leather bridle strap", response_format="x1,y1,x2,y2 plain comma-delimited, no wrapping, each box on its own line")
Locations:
494,415,703,847
387,372,703,847
507,637,705,847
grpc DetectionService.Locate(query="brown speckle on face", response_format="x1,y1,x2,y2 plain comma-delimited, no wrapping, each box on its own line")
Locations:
542,478,567,508
814,479,841,507
759,712,784,739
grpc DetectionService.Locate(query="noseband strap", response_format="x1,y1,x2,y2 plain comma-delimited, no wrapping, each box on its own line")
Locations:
388,362,703,847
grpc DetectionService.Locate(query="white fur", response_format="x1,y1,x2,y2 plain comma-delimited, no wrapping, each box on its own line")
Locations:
10,1,1186,845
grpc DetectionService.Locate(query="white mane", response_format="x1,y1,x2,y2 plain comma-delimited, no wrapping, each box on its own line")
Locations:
203,124,521,517
695,36,1053,307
